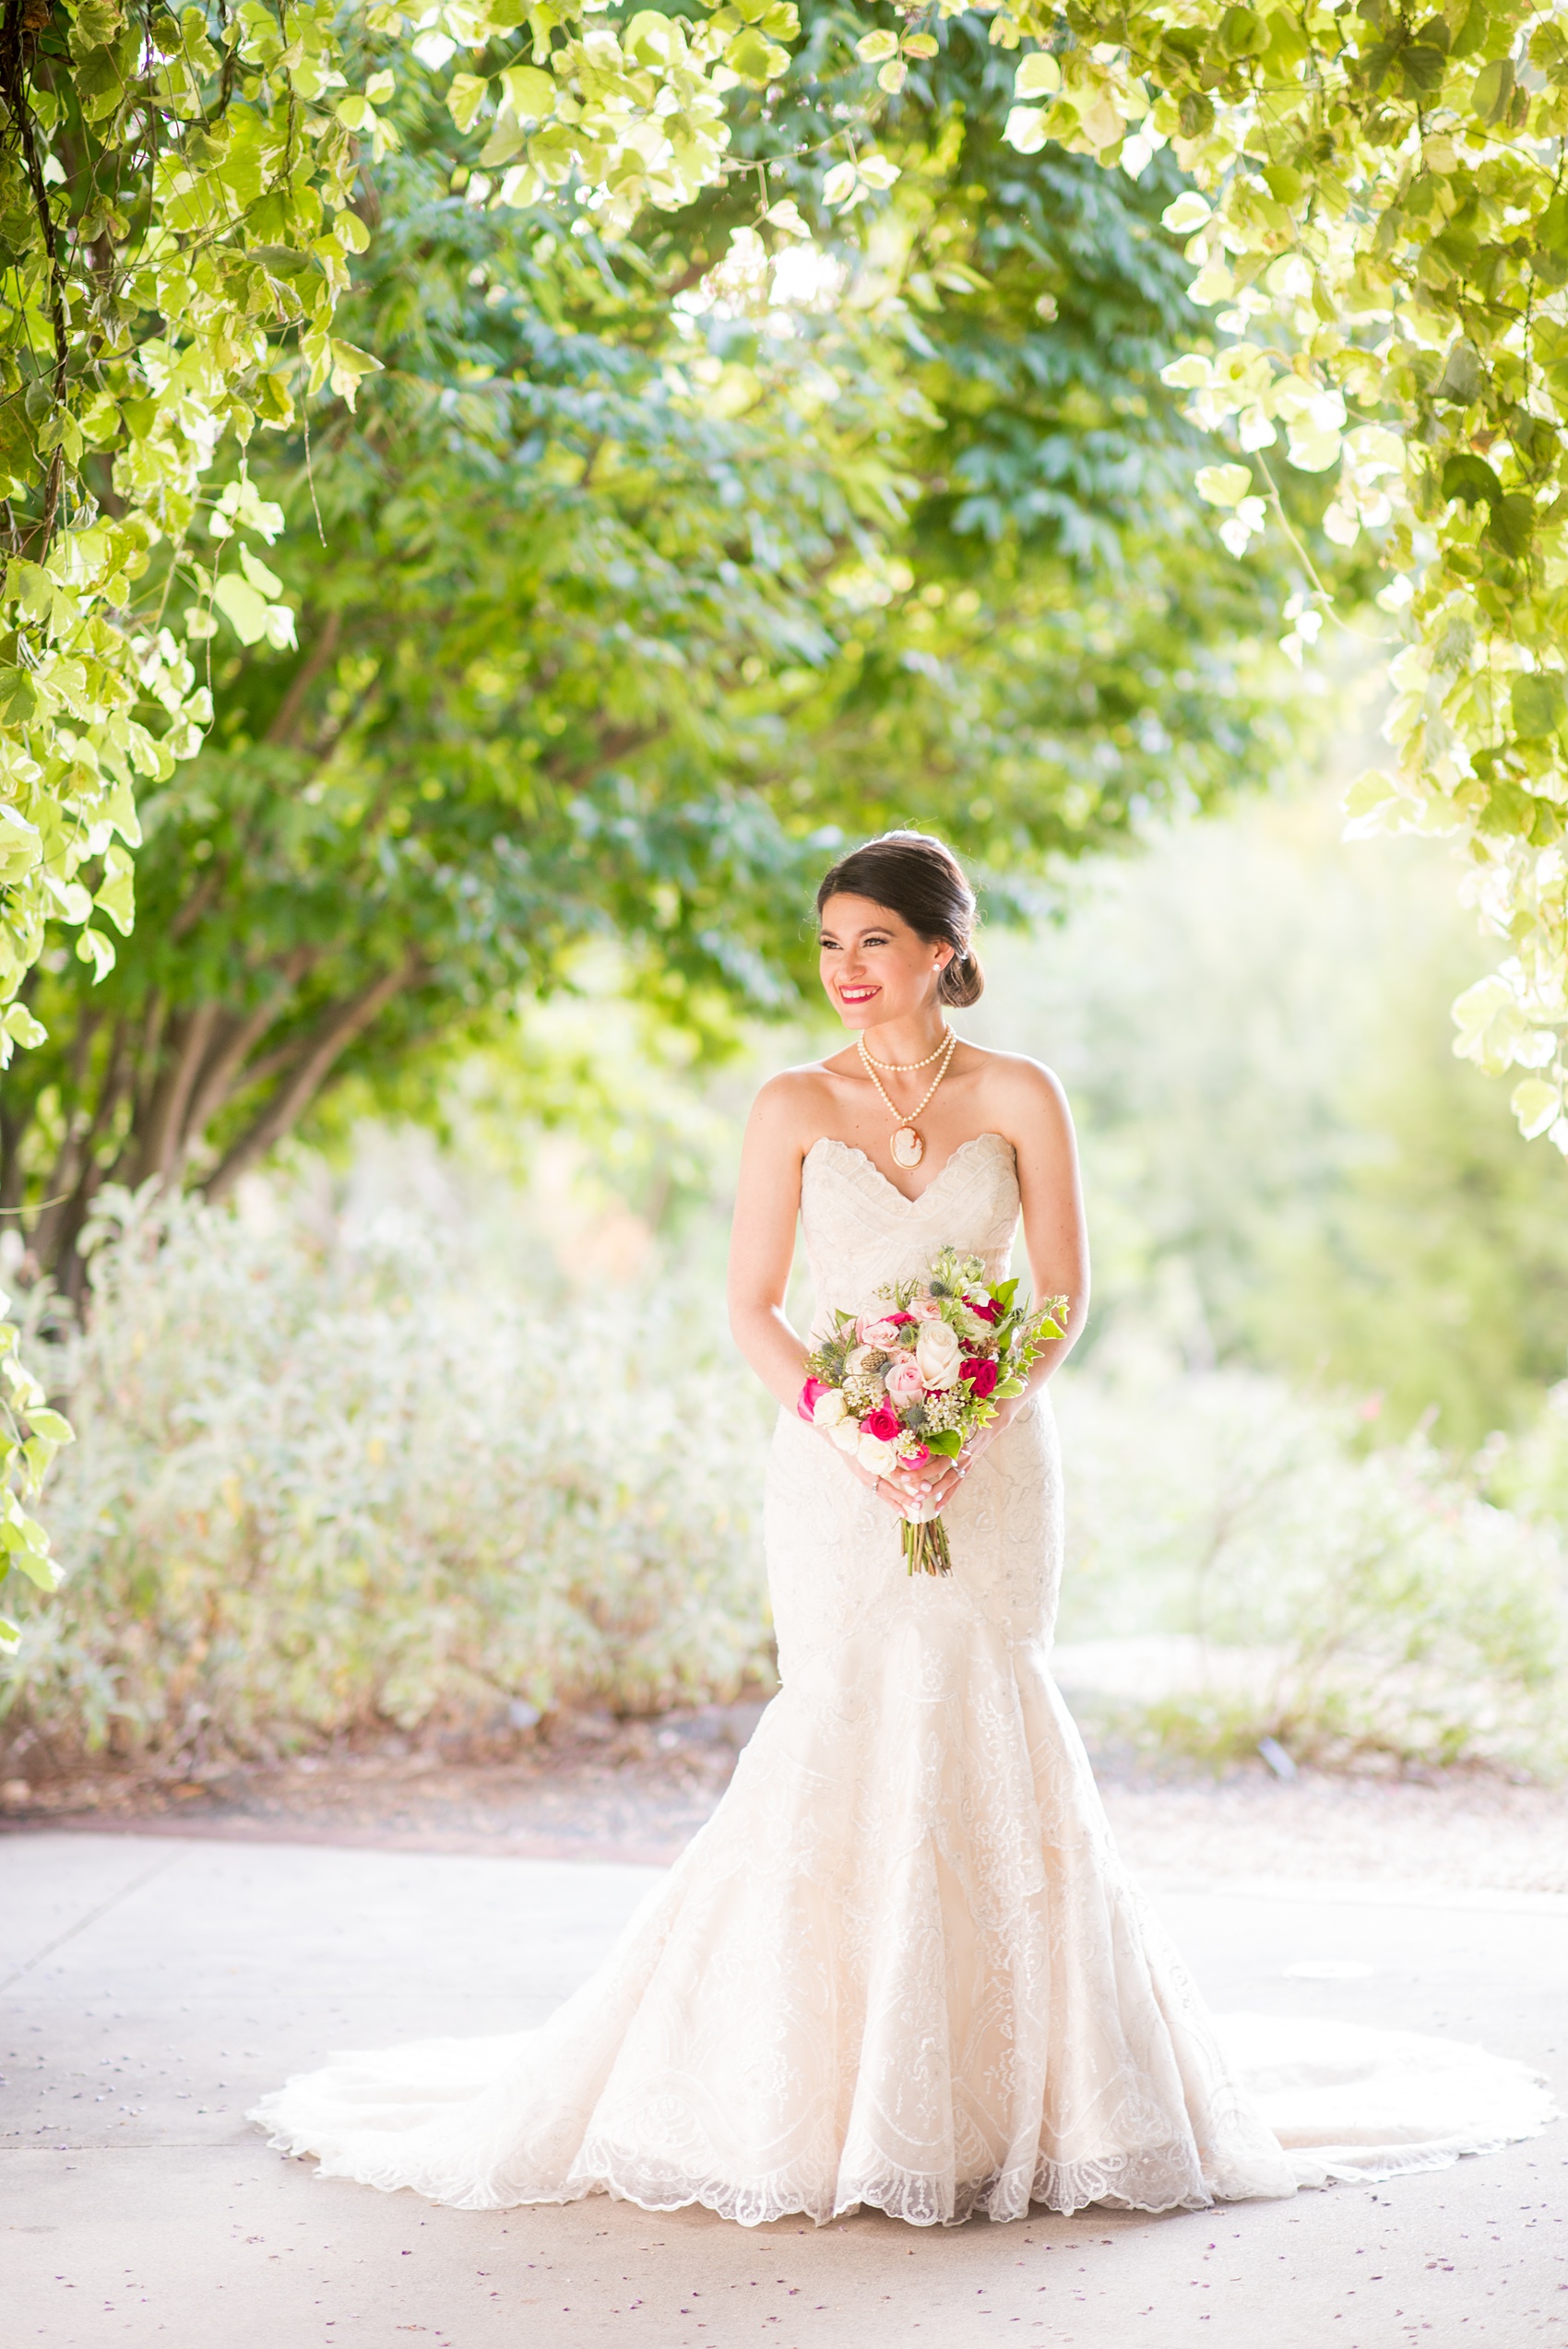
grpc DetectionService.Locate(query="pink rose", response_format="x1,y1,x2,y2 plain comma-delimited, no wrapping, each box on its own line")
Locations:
960,1356,999,1400
885,1354,926,1400
861,1405,901,1444
797,1377,832,1422
856,1314,906,1349
899,1441,932,1471
909,1299,944,1323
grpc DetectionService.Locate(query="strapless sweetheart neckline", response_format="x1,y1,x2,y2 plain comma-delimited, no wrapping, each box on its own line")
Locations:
805,1130,1013,1209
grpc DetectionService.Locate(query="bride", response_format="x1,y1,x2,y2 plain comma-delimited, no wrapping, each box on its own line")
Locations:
254,829,1554,2225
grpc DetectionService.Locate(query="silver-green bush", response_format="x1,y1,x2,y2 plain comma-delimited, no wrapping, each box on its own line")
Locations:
0,1184,776,1764
6,1177,1565,1779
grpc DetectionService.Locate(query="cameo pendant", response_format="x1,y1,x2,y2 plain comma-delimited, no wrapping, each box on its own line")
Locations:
890,1125,924,1169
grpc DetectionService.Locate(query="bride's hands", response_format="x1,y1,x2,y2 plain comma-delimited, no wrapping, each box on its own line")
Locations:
814,1425,934,1515
892,1401,1024,1514
814,1397,1029,1517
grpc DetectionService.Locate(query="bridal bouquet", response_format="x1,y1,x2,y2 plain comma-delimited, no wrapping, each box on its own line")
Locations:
797,1246,1068,1576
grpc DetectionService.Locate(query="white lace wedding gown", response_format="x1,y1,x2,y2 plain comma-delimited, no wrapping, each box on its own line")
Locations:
253,1133,1555,2224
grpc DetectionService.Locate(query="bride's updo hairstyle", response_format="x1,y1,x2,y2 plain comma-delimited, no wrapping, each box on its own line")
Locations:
815,830,984,1008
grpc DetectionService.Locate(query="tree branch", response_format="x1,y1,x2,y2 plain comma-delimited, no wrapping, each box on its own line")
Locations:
540,720,666,787
202,954,425,1202
178,994,295,1157
127,1003,220,1186
32,1018,133,1275
265,608,342,751
167,861,230,945
0,1097,30,1216
0,0,72,554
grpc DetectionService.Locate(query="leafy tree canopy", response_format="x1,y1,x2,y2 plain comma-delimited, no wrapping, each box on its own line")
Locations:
339,0,1568,1157
1,30,1290,1289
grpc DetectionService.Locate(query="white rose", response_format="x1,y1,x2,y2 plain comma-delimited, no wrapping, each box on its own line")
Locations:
812,1388,849,1429
915,1321,963,1389
857,1432,899,1477
829,1418,862,1454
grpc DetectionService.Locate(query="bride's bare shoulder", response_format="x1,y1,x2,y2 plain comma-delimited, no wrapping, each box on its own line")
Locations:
746,1061,839,1141
964,1045,1074,1129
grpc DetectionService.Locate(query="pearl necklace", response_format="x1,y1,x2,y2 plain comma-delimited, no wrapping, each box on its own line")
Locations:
856,1027,958,1169
859,1026,954,1074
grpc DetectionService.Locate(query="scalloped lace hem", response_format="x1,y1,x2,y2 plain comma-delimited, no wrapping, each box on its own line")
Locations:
248,2106,1240,2225
281,2079,1554,2230
252,2097,1545,2228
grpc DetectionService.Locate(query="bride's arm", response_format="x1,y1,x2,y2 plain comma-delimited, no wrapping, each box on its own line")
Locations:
728,1077,916,1518
904,1060,1089,1515
727,1076,814,1412
1012,1060,1090,1382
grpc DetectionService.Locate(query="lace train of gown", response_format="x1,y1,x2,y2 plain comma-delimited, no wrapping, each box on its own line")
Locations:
251,1134,1556,2225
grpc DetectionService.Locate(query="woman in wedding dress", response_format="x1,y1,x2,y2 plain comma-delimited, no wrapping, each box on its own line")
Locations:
253,829,1554,2225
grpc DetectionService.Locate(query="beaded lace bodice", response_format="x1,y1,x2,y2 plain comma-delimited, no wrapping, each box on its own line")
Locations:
800,1133,1022,1335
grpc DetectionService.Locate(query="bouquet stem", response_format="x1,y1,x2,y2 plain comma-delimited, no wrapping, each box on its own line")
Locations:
902,1512,952,1577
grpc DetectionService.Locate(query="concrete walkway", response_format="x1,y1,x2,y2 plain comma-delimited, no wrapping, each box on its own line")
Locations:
4,1831,1565,2347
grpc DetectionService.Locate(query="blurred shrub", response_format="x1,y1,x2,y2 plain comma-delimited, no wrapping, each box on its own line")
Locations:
973,782,1568,1448
1054,1346,1568,1774
0,1186,775,1767
5,1162,1565,1782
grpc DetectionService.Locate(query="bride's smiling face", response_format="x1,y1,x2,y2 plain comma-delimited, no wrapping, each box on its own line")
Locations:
817,893,952,1029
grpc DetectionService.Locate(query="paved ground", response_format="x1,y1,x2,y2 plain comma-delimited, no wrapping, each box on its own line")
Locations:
7,1705,1568,1893
4,1830,1566,2348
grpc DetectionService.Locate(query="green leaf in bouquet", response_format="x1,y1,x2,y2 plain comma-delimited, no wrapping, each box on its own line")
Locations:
994,1278,1020,1309
996,1378,1027,1397
924,1430,963,1456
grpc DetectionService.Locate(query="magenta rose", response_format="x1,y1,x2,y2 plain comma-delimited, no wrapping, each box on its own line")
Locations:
885,1354,926,1401
960,1356,999,1399
861,1405,901,1444
899,1441,932,1470
964,1292,1002,1324
797,1376,832,1423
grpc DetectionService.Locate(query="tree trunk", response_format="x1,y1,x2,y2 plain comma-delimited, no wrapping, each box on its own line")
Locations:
127,1003,220,1187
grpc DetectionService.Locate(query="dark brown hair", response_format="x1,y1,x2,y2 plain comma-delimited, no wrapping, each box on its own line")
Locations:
815,831,984,1008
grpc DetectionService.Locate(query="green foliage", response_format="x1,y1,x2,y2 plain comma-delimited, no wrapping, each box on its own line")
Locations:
396,0,790,234
953,0,1568,1146
0,1,377,1637
0,1180,775,1760
0,1,371,1017
1055,1350,1568,1773
408,0,1568,1142
0,38,1292,1284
